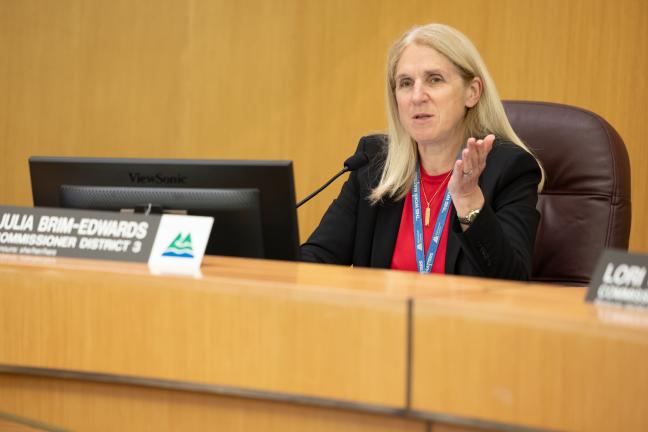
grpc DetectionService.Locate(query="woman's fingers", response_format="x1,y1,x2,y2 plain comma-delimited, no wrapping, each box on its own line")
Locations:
449,134,496,194
465,134,495,175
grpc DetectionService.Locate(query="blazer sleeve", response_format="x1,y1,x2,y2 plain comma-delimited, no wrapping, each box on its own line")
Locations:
299,171,360,264
450,144,541,280
299,136,383,264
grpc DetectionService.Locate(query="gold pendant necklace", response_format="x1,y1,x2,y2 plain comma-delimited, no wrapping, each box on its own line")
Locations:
420,171,452,227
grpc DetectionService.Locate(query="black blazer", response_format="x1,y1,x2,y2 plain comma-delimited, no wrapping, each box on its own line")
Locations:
300,134,542,280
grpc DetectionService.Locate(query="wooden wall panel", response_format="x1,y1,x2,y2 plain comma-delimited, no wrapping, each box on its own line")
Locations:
0,256,410,407
0,374,426,432
412,292,648,431
1,0,646,251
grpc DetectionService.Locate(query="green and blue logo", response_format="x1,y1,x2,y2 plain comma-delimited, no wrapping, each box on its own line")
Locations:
162,232,194,258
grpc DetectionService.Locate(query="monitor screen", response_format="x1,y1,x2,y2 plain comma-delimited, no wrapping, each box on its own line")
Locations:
29,157,300,261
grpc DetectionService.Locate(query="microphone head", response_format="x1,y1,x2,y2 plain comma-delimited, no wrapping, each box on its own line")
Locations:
343,152,369,171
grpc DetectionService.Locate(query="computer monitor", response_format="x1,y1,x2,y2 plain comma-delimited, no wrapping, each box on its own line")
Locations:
29,157,300,261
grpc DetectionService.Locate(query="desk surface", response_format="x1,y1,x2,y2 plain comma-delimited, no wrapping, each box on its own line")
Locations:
1,254,647,431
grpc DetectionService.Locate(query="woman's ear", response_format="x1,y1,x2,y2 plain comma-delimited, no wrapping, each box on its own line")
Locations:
465,77,483,108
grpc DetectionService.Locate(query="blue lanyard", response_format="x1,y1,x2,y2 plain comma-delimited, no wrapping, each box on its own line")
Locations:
411,164,452,273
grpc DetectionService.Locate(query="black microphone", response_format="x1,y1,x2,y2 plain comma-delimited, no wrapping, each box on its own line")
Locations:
296,152,369,208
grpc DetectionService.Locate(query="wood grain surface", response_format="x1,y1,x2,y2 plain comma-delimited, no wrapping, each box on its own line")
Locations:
0,0,646,251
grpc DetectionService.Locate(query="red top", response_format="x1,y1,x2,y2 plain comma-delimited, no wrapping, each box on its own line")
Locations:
390,168,452,273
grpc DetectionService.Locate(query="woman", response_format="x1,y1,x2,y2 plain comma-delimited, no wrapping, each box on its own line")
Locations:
300,23,543,280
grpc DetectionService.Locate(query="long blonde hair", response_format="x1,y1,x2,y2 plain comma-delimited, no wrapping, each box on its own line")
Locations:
370,23,544,203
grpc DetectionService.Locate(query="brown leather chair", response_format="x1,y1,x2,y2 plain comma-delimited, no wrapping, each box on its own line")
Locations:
503,100,632,286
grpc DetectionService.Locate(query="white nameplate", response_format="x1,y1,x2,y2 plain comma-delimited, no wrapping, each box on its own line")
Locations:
148,214,213,276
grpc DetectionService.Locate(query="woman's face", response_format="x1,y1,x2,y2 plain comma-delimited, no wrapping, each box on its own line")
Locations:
394,43,480,148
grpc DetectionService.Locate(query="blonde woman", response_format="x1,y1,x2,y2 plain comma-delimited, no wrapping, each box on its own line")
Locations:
301,23,543,280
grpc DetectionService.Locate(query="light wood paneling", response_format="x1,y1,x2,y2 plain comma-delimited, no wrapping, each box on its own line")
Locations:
0,415,51,432
2,255,648,431
412,285,648,431
0,256,410,407
0,374,426,432
0,255,515,431
1,0,647,250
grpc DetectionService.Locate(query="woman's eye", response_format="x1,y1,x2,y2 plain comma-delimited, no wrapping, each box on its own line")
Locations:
398,79,413,89
427,75,443,84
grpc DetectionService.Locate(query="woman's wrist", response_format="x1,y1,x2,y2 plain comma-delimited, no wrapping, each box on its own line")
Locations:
453,189,484,219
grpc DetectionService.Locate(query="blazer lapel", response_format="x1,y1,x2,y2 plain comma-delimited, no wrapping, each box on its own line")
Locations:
445,207,461,274
371,198,404,268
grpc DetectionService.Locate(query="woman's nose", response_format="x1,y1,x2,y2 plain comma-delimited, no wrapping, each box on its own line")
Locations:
412,81,426,104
